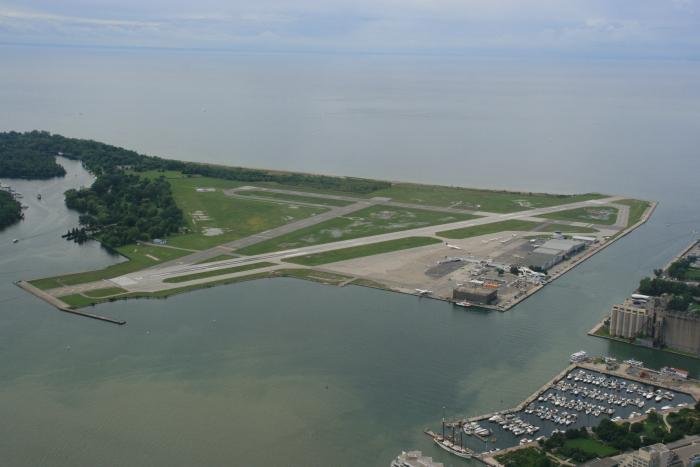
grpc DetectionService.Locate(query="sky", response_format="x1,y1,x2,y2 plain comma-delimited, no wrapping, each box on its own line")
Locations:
0,0,699,58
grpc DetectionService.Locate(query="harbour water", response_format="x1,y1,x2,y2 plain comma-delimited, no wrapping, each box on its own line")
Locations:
0,46,699,466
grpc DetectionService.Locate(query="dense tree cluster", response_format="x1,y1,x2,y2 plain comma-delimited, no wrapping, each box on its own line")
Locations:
64,173,184,247
0,191,22,229
539,428,602,463
0,131,390,193
668,257,698,281
496,446,554,467
0,131,66,179
638,277,700,312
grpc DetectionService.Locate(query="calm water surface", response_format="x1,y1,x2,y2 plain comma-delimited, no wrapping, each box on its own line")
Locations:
0,47,699,466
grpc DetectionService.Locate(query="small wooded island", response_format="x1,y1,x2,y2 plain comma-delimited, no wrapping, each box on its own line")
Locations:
3,131,654,314
0,190,22,230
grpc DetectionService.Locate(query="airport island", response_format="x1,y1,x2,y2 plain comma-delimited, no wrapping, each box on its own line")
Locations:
0,131,657,323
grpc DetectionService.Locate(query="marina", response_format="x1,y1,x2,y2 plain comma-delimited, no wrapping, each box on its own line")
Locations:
431,358,699,462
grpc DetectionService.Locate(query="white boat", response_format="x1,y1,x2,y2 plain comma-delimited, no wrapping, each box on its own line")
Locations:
433,438,472,459
454,301,472,308
12,239,18,243
570,351,588,363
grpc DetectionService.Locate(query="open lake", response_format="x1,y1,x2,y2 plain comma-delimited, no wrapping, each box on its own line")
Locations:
1,46,699,466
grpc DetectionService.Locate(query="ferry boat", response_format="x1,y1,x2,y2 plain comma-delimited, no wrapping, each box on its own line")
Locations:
570,350,588,363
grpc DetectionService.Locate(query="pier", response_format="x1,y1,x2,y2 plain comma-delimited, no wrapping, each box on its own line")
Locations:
16,281,126,326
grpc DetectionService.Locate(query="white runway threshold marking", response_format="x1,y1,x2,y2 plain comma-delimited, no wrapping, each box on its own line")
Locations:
112,276,138,286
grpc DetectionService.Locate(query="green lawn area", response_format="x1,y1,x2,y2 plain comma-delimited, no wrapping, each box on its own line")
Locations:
495,447,559,467
616,199,651,227
163,262,276,283
83,287,127,298
436,219,540,239
541,206,619,225
235,190,353,207
59,294,103,308
284,237,441,266
238,205,477,255
562,437,618,457
144,172,329,251
29,243,192,290
368,183,607,213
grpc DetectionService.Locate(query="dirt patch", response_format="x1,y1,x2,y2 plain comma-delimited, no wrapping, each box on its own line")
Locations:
203,227,224,236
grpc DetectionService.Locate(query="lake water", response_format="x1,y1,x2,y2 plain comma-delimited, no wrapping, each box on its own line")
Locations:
0,46,699,466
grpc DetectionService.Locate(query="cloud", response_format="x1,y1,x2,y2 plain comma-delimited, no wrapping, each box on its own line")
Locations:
0,0,697,57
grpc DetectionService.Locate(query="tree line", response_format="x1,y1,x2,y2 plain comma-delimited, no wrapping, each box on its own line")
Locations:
638,277,700,312
0,131,390,194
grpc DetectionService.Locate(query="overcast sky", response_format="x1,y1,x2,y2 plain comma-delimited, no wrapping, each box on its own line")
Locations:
1,0,698,57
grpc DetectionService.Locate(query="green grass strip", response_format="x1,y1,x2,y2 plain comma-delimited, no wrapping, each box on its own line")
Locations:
436,219,540,239
163,261,276,283
538,223,598,233
82,287,127,298
283,236,441,266
541,206,619,225
615,199,652,227
29,243,191,290
236,190,353,207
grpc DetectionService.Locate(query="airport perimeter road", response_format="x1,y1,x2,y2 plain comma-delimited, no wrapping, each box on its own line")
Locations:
111,196,625,292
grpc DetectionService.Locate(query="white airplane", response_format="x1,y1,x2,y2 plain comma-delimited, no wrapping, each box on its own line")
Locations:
415,289,433,295
445,243,462,250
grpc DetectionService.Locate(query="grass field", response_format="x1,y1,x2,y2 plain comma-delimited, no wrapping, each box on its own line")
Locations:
562,438,618,457
29,243,191,290
163,262,276,283
146,172,329,250
284,237,441,266
239,205,477,255
235,190,353,207
368,183,607,213
541,206,619,225
83,287,127,298
59,293,104,308
436,219,540,239
616,199,652,227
